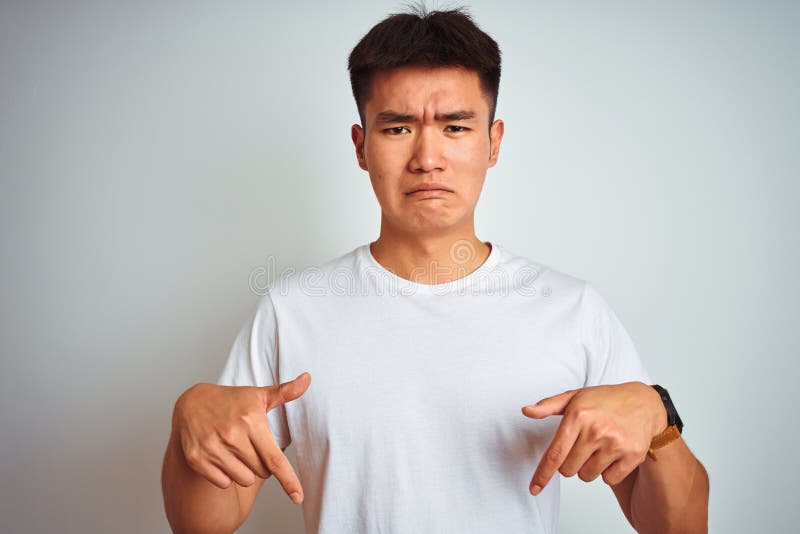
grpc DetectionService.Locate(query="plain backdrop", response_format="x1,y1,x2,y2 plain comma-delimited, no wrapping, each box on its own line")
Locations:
1,1,798,532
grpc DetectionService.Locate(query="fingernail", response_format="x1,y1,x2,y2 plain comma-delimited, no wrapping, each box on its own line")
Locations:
530,484,542,495
290,491,303,504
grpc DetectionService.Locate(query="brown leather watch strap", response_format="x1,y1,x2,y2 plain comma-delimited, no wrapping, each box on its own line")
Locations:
647,424,682,461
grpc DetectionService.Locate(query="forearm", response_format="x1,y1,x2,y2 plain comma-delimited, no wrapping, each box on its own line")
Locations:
630,436,709,534
161,432,243,534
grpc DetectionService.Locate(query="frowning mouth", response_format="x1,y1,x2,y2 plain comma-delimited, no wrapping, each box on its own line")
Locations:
405,183,454,195
406,189,452,199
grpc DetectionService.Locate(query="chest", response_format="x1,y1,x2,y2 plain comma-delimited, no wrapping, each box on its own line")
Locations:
276,295,585,453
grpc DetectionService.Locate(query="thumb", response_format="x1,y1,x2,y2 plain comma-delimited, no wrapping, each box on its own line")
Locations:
521,389,579,419
266,372,312,410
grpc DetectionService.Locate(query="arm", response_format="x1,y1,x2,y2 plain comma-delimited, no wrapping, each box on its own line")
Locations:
611,435,709,534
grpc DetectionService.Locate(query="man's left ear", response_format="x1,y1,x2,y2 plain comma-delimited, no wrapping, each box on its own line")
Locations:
488,119,504,167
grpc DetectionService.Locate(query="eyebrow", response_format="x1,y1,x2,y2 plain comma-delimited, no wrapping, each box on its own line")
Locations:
375,109,477,123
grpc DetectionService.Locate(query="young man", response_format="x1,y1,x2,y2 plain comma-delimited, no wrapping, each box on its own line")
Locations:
162,7,709,534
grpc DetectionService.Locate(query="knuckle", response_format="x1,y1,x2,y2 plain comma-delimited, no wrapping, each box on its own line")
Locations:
199,438,217,456
585,424,603,441
599,424,616,440
545,447,564,465
239,411,260,430
239,472,257,487
627,446,644,464
572,407,593,422
218,425,239,446
183,448,202,469
250,462,269,479
620,446,647,464
602,471,618,486
263,455,282,474
602,429,623,449
604,462,631,486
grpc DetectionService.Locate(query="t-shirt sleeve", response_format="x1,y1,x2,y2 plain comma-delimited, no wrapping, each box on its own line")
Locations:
217,291,291,450
579,282,652,387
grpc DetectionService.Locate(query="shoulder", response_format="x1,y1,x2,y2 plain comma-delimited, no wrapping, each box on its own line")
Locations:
492,243,588,304
263,244,364,305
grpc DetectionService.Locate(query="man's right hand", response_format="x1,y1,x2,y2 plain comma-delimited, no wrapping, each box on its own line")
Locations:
171,372,312,505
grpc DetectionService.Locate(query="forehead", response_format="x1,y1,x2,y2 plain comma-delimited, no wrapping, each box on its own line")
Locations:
365,65,488,119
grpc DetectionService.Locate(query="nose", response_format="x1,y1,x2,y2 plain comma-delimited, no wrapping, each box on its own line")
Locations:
408,125,446,174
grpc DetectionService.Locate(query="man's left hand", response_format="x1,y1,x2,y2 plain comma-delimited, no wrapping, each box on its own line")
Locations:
522,381,668,495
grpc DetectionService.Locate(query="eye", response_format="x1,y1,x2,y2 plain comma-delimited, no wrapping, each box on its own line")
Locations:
383,126,410,135
445,125,469,133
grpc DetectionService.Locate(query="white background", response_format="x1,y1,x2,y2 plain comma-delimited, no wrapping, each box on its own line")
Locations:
1,1,797,532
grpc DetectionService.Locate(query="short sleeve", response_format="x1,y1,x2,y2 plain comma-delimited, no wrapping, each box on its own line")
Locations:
218,291,291,450
579,282,652,387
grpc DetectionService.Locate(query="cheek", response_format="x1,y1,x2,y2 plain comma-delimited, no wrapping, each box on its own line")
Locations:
451,139,490,193
450,135,490,164
367,139,407,170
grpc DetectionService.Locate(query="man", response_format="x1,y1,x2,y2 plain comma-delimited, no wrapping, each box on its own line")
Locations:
162,7,709,534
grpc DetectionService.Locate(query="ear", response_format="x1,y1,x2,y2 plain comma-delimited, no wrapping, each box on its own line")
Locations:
488,119,504,168
351,124,368,171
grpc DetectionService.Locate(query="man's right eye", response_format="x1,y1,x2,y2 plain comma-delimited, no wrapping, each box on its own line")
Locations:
384,126,410,135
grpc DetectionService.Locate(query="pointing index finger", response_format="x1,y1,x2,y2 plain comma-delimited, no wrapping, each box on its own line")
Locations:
250,416,304,504
530,418,580,495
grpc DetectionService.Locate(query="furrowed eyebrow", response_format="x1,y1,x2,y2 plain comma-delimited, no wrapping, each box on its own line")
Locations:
375,109,476,123
436,110,476,121
376,111,415,123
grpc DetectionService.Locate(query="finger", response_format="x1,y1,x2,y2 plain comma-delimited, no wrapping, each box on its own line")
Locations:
266,372,312,410
522,389,579,419
559,432,599,479
602,457,640,487
530,418,580,495
217,420,271,479
182,446,233,489
250,419,304,504
577,448,618,483
198,460,234,489
231,439,271,480
209,447,258,488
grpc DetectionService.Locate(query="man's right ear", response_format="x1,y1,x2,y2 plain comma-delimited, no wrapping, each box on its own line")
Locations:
351,124,368,171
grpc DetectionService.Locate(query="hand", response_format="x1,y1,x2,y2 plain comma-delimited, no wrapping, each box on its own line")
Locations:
172,372,312,504
521,381,667,495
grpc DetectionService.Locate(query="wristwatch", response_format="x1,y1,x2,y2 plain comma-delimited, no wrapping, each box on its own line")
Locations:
647,385,684,460
651,384,683,433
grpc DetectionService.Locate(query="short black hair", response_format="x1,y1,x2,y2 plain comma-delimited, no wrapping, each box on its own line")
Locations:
347,4,502,127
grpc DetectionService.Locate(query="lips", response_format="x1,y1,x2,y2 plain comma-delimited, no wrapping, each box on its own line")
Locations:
406,183,454,194
406,189,452,199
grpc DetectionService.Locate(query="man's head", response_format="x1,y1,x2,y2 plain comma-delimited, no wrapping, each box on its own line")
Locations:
347,6,505,239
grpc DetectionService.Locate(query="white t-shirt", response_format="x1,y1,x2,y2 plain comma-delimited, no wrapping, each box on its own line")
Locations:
218,242,651,533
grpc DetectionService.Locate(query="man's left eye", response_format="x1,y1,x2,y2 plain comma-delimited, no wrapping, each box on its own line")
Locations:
445,126,468,133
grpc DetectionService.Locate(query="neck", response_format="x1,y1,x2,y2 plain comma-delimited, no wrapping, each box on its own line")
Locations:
370,221,491,285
